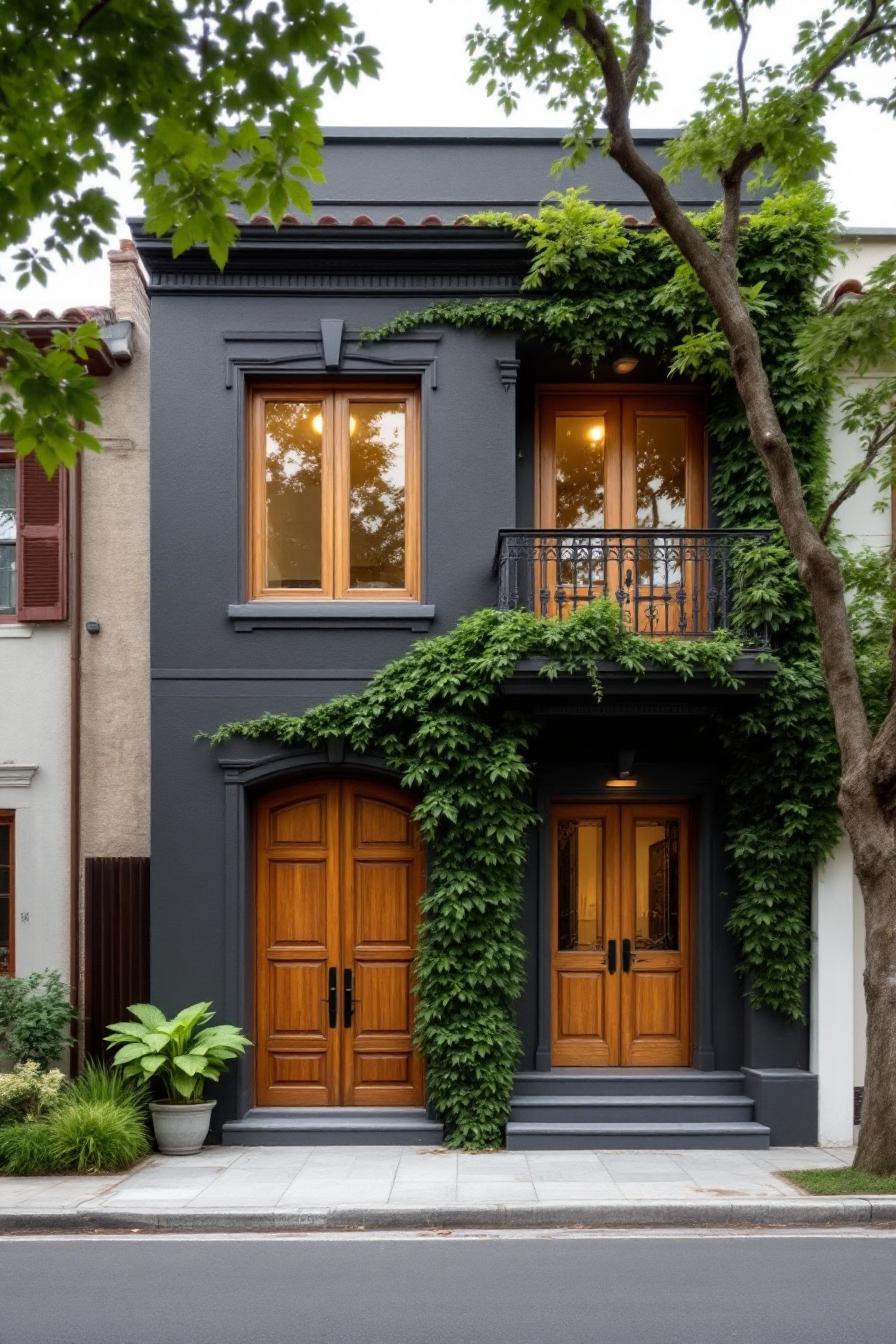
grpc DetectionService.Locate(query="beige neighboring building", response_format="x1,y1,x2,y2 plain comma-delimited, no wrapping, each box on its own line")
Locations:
0,242,149,1060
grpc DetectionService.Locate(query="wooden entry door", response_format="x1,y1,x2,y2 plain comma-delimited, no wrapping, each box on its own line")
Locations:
255,777,425,1107
551,802,692,1066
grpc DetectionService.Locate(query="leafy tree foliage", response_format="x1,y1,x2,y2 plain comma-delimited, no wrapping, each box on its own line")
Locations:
0,0,378,472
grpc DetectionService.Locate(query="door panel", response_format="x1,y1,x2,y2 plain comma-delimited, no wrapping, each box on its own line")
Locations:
342,783,424,1105
255,778,424,1107
551,808,620,1066
620,804,691,1065
551,802,692,1067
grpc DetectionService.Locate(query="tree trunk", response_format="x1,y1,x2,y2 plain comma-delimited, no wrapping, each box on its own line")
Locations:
560,18,896,1170
849,798,896,1173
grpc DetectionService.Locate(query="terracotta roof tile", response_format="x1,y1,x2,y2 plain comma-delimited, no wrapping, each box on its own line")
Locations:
0,305,115,325
351,214,375,226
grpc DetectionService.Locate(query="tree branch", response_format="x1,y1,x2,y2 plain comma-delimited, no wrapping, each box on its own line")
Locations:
809,0,885,94
566,3,876,787
818,417,896,541
625,0,654,99
733,0,751,123
75,0,114,35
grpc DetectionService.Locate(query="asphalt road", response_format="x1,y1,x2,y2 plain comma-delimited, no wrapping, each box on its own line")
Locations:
1,1231,894,1344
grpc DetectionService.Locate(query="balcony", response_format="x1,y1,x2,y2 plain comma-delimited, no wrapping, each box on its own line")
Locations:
494,528,773,647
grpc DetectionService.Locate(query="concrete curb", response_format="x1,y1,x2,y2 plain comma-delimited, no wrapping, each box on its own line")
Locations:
1,1198,895,1234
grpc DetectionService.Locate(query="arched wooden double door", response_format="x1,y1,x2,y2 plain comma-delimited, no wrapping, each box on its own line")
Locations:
255,777,425,1107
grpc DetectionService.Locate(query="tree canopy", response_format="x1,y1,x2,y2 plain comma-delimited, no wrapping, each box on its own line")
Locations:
0,0,378,472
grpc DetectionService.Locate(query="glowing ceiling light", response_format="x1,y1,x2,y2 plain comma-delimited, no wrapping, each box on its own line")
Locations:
587,422,605,445
613,355,639,375
311,413,323,434
605,748,638,790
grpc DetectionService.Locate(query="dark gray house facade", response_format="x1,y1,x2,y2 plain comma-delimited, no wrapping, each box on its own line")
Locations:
135,130,817,1148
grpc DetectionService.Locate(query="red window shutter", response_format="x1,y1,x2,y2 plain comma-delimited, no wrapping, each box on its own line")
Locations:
15,456,69,621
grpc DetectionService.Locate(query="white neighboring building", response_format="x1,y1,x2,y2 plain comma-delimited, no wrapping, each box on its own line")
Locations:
0,243,149,1059
812,229,896,1145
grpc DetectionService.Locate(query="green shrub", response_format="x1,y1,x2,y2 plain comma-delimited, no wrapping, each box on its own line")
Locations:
0,1121,65,1176
0,1062,150,1177
0,969,75,1068
65,1059,149,1113
0,1061,65,1123
46,1099,149,1175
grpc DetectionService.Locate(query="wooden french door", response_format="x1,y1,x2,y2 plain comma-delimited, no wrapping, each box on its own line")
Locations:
255,777,425,1107
537,392,705,631
551,802,692,1066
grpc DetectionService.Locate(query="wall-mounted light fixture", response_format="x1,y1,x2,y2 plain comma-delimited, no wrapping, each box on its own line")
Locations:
605,747,638,789
612,355,639,376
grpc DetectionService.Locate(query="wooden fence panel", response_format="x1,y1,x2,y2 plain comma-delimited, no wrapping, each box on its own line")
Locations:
83,857,149,1061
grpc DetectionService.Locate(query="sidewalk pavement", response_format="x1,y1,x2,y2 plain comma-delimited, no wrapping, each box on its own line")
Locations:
1,1143,894,1232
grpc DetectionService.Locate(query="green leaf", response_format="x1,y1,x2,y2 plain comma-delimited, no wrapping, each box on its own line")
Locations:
138,1053,167,1075
172,1054,210,1077
125,1003,167,1030
112,1042,150,1065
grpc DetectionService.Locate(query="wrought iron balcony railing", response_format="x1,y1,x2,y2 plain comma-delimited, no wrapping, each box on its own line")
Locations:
494,528,773,646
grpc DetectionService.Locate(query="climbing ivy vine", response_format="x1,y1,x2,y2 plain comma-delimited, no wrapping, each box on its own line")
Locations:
210,604,741,1149
368,185,853,1019
210,186,885,1146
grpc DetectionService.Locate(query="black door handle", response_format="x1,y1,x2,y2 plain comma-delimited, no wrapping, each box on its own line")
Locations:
607,939,617,974
326,967,337,1028
343,968,354,1028
622,938,632,973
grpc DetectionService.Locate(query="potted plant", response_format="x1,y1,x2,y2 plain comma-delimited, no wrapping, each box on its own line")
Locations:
106,1002,250,1155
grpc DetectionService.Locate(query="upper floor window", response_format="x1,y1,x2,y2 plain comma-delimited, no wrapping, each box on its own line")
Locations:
0,458,14,615
0,813,12,975
248,383,420,601
537,392,705,531
0,445,69,623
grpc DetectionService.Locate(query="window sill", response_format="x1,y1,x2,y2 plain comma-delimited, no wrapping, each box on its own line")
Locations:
0,623,33,639
227,601,436,632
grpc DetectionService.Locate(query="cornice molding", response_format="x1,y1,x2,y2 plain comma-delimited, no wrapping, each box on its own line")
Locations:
0,763,38,787
222,327,443,390
146,269,523,297
132,224,530,296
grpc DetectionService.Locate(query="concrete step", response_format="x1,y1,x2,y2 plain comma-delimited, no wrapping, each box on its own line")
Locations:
222,1107,443,1147
509,1094,756,1125
512,1070,745,1097
505,1121,771,1150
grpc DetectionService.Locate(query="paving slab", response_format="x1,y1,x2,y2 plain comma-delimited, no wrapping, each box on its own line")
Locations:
1,1142,889,1232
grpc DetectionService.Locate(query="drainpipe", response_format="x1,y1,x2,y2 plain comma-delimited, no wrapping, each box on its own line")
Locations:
69,456,82,1072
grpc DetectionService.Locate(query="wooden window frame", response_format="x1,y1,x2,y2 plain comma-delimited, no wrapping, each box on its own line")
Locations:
535,386,707,530
0,446,15,624
0,811,14,976
247,381,421,603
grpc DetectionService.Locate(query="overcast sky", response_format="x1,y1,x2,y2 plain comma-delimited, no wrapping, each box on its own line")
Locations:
3,0,895,312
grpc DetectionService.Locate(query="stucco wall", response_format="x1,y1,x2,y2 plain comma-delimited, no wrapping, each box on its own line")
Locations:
0,623,70,978
79,246,150,861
